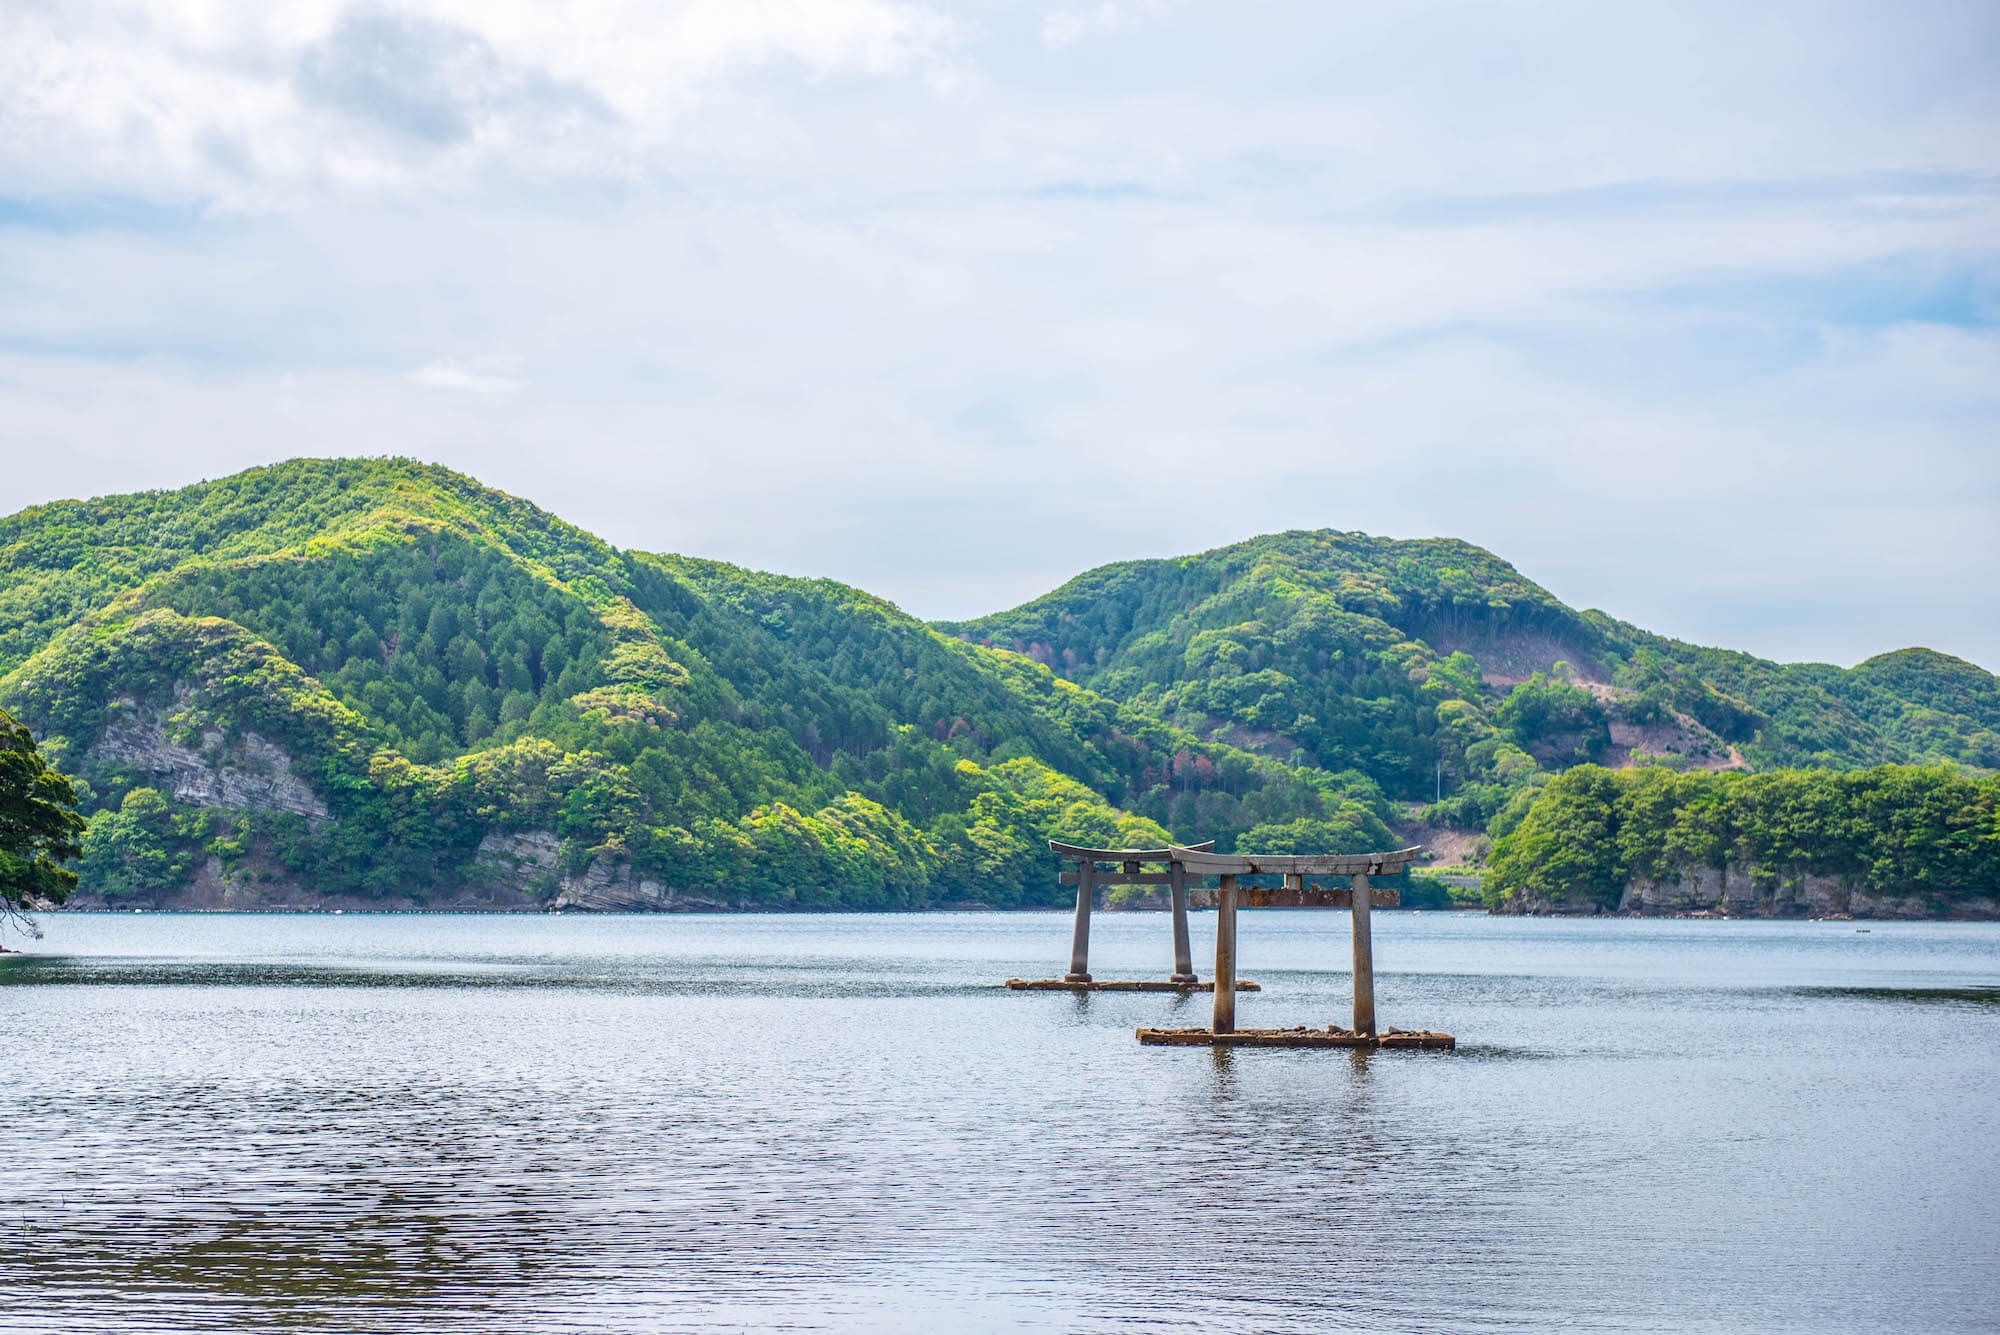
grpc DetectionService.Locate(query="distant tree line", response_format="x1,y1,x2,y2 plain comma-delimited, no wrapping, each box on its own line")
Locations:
1486,764,2000,912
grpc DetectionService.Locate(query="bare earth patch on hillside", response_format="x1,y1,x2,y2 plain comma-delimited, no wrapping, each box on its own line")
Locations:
1427,628,1609,688
1605,716,1748,772
1393,822,1484,868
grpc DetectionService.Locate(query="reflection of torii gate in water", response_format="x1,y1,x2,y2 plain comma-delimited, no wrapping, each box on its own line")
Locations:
1008,840,1454,1050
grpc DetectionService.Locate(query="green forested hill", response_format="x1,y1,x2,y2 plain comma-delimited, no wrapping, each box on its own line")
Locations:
0,460,1385,909
3,462,1993,912
941,531,2000,916
941,531,2000,810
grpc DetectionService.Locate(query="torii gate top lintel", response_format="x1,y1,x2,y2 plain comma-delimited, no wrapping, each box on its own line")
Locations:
1179,845,1421,877
1045,839,1214,862
1050,842,1423,877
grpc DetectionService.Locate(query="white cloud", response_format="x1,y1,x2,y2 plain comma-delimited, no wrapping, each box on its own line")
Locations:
1,0,1997,667
409,356,524,396
1042,0,1166,49
0,0,957,206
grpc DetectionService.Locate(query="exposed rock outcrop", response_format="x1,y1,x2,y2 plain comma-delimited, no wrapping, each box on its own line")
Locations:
91,697,330,823
59,849,553,912
471,830,563,899
57,819,747,912
547,855,745,912
58,852,307,911
470,830,748,910
1604,714,1746,772
1496,865,1999,919
1614,866,1999,919
176,854,304,909
1428,627,1608,688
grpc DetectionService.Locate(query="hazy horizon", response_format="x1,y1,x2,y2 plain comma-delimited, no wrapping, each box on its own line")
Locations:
6,449,1991,675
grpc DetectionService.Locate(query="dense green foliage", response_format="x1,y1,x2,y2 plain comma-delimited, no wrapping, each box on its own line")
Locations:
0,704,84,911
4,459,1992,910
0,460,1388,906
944,532,1571,798
77,787,207,902
1486,764,2000,913
943,531,2000,816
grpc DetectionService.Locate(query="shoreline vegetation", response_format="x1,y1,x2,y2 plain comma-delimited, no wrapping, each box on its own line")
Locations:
2,459,1995,921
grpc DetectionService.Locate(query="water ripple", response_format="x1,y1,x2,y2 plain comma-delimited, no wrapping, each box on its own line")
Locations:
1,912,1995,1332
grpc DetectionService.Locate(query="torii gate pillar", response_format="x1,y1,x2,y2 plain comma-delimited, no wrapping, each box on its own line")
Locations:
1168,859,1196,984
1350,871,1376,1036
1211,874,1238,1033
1064,860,1094,983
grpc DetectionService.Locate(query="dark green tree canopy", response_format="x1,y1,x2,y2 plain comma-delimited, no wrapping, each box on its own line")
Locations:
0,705,85,910
0,458,1993,911
0,460,1376,909
1486,763,2000,912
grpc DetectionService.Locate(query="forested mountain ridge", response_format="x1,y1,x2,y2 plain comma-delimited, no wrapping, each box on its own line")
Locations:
0,459,1387,910
941,530,2000,814
3,460,1992,914
941,531,2000,918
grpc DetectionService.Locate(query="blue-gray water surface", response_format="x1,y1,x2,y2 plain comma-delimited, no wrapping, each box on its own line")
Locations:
1,910,1996,1333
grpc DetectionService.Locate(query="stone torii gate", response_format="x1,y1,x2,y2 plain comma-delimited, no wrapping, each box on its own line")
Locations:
1004,840,1260,993
1007,839,1454,1050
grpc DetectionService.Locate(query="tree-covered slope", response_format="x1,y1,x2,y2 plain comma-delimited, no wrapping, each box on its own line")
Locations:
1483,763,2000,919
0,460,1388,908
941,530,2000,818
6,463,1990,912
0,460,618,678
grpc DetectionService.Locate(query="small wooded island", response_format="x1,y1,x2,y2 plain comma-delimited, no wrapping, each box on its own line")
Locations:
1,459,1995,919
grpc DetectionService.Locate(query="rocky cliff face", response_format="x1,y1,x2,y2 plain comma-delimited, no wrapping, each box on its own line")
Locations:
1496,864,1999,919
56,817,745,913
1616,866,2000,919
60,848,553,912
469,830,747,911
549,857,746,912
90,697,330,823
470,831,563,900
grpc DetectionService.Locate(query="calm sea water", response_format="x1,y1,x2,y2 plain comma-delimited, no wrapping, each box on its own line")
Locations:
1,910,1995,1334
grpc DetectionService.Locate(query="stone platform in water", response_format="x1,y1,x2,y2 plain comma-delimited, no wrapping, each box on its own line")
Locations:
1136,1025,1454,1048
1004,978,1261,992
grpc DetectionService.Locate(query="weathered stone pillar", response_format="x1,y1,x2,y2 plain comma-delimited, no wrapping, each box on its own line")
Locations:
1065,860,1094,983
1350,871,1376,1035
1169,859,1197,984
1212,873,1238,1032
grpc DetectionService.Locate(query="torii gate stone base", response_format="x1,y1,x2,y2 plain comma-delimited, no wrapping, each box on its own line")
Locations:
1020,842,1453,1050
1005,842,1260,993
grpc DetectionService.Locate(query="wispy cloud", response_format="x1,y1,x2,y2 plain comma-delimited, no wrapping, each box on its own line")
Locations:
1372,171,2000,228
1042,1,1167,49
1,0,1997,668
409,356,524,396
294,8,613,147
0,0,958,207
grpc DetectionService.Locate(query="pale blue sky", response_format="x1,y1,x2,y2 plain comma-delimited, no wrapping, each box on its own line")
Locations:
2,1,1996,667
